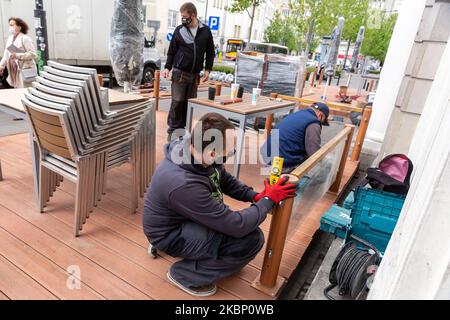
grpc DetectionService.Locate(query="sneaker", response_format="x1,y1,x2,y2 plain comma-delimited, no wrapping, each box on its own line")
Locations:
166,270,217,297
148,244,158,259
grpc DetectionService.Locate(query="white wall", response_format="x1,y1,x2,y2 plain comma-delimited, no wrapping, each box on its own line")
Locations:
363,0,427,153
368,38,450,300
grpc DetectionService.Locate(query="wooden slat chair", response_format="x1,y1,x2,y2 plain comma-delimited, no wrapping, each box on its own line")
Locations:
37,72,152,201
46,61,154,186
22,92,146,236
42,63,154,198
27,88,145,155
24,89,147,215
35,68,153,206
22,98,96,236
34,73,146,202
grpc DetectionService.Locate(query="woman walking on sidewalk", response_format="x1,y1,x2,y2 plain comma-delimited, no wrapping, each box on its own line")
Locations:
0,17,38,89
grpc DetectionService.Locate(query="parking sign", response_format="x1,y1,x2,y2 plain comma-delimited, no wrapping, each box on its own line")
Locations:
208,16,220,31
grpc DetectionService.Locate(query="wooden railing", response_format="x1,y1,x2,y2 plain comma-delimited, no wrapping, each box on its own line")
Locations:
277,94,364,114
154,70,161,111
252,125,356,296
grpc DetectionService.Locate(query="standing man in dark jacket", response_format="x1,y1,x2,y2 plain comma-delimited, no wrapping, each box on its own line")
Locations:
143,113,297,297
162,2,216,139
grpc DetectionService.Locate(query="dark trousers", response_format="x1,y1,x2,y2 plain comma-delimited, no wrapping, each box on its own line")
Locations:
167,69,199,135
155,221,265,288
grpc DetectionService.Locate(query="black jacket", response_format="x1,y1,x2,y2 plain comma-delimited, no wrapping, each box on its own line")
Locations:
164,22,215,74
143,137,274,245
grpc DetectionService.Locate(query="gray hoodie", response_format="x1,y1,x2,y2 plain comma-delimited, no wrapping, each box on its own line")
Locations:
143,137,274,246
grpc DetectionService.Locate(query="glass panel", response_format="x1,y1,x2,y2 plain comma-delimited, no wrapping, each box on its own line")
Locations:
286,137,346,239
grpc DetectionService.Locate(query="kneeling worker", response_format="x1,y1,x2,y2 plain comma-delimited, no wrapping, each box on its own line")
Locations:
143,113,297,297
262,102,330,173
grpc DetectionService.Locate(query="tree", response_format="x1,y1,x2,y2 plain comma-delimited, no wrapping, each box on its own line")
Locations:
264,11,297,51
289,0,369,57
228,0,265,41
361,12,398,64
289,0,335,54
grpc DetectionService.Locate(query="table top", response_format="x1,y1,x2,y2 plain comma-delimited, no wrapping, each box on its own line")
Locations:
0,88,147,113
189,93,296,115
108,89,148,106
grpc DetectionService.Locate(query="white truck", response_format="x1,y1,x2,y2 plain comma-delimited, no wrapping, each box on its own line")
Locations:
0,0,161,87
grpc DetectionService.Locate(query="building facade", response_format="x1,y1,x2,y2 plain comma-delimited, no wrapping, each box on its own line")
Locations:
143,0,280,55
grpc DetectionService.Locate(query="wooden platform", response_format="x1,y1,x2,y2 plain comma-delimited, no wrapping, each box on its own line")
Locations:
0,111,358,300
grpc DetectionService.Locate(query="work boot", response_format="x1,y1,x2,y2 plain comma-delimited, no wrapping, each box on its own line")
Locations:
166,269,217,297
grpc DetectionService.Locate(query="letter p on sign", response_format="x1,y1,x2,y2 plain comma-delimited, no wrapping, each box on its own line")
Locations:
209,16,220,31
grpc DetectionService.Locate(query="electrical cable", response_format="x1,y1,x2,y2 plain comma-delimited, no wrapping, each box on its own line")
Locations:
324,236,380,300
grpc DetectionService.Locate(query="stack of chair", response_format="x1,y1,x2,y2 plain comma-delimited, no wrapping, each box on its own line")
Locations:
21,61,155,236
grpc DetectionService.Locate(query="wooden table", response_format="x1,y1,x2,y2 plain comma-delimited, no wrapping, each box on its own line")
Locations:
0,88,149,204
187,93,296,178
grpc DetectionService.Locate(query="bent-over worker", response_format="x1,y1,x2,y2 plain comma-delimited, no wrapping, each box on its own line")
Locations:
261,102,330,173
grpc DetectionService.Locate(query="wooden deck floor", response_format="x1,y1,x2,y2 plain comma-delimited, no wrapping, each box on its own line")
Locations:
0,111,358,300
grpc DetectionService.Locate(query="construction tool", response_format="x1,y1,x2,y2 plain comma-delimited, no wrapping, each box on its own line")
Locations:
269,157,284,185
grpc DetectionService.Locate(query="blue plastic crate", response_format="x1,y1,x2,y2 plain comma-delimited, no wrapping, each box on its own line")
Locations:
320,205,352,239
343,191,355,210
350,187,406,253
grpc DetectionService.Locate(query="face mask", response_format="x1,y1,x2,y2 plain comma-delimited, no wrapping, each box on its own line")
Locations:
182,16,192,26
214,149,236,165
9,27,16,35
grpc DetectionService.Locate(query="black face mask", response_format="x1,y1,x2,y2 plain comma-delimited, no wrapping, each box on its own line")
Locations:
182,16,192,26
214,149,236,165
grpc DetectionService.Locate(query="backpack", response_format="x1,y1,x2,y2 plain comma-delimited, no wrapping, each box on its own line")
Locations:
366,154,413,195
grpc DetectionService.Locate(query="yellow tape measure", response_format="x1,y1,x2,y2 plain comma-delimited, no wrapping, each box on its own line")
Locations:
269,157,284,185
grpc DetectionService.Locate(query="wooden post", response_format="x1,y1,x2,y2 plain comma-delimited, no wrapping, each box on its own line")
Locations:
215,83,222,97
265,93,279,138
154,70,160,111
300,72,308,98
330,124,355,193
252,174,299,297
97,74,104,87
351,106,372,161
310,67,318,87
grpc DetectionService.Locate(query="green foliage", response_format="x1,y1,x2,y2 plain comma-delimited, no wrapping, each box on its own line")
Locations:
227,0,265,40
228,0,265,13
361,13,398,63
332,0,370,42
288,0,369,52
264,11,297,51
212,65,235,75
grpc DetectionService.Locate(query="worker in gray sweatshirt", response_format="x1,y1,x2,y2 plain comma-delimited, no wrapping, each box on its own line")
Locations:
143,113,297,297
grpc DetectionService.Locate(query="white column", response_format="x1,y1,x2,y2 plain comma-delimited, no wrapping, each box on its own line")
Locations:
368,39,450,300
363,0,426,153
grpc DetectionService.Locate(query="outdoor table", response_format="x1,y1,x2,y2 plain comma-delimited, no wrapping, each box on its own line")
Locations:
187,93,296,178
0,88,149,204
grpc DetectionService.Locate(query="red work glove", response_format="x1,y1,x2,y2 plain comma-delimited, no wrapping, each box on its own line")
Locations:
253,190,266,202
253,178,270,202
254,177,297,204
